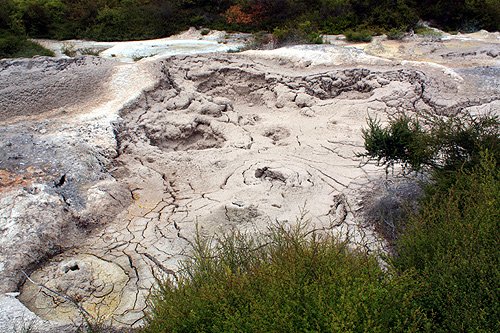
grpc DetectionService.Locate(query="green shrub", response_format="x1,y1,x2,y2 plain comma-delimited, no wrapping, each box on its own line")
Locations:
393,151,500,332
413,26,443,41
144,220,427,332
272,21,324,47
361,109,500,331
0,33,23,58
386,28,406,40
13,39,54,57
298,20,323,44
360,115,431,172
79,48,100,56
226,46,246,53
132,54,151,61
248,30,273,49
457,19,481,34
344,29,374,42
0,35,53,58
61,42,76,57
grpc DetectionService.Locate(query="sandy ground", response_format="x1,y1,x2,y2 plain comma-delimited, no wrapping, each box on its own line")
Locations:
1,28,500,331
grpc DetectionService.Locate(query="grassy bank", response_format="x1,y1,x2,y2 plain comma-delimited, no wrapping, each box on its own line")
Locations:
0,36,54,58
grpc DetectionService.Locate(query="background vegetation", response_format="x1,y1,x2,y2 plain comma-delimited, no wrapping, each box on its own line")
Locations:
1,0,500,57
144,110,500,332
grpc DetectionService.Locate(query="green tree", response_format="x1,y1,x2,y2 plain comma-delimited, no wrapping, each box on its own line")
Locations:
0,0,24,58
360,111,500,177
15,0,66,38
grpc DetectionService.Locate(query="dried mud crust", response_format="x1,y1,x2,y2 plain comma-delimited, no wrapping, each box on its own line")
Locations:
0,156,132,295
7,51,500,329
0,114,132,301
0,56,116,124
117,55,500,153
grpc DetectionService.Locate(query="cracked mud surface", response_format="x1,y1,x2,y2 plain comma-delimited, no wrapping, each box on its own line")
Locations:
1,32,500,330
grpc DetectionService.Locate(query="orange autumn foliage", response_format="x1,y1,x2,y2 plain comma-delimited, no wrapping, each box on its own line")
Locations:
225,3,268,25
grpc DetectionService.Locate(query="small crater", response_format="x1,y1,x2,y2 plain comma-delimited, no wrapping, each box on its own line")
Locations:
61,260,81,274
54,174,66,188
263,126,290,143
255,167,287,183
66,264,79,272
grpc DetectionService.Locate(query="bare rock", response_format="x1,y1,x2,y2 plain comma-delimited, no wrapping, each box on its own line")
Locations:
200,101,225,116
0,295,77,333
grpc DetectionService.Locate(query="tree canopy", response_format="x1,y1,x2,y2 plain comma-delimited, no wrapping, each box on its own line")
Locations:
1,0,499,44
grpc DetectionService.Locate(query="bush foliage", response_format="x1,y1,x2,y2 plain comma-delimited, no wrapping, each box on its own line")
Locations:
361,110,500,331
144,221,427,332
273,21,324,46
394,151,500,332
361,111,500,175
344,29,374,42
1,0,500,49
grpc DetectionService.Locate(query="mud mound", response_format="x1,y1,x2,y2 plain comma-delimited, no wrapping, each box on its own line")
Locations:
117,54,498,157
0,56,116,123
